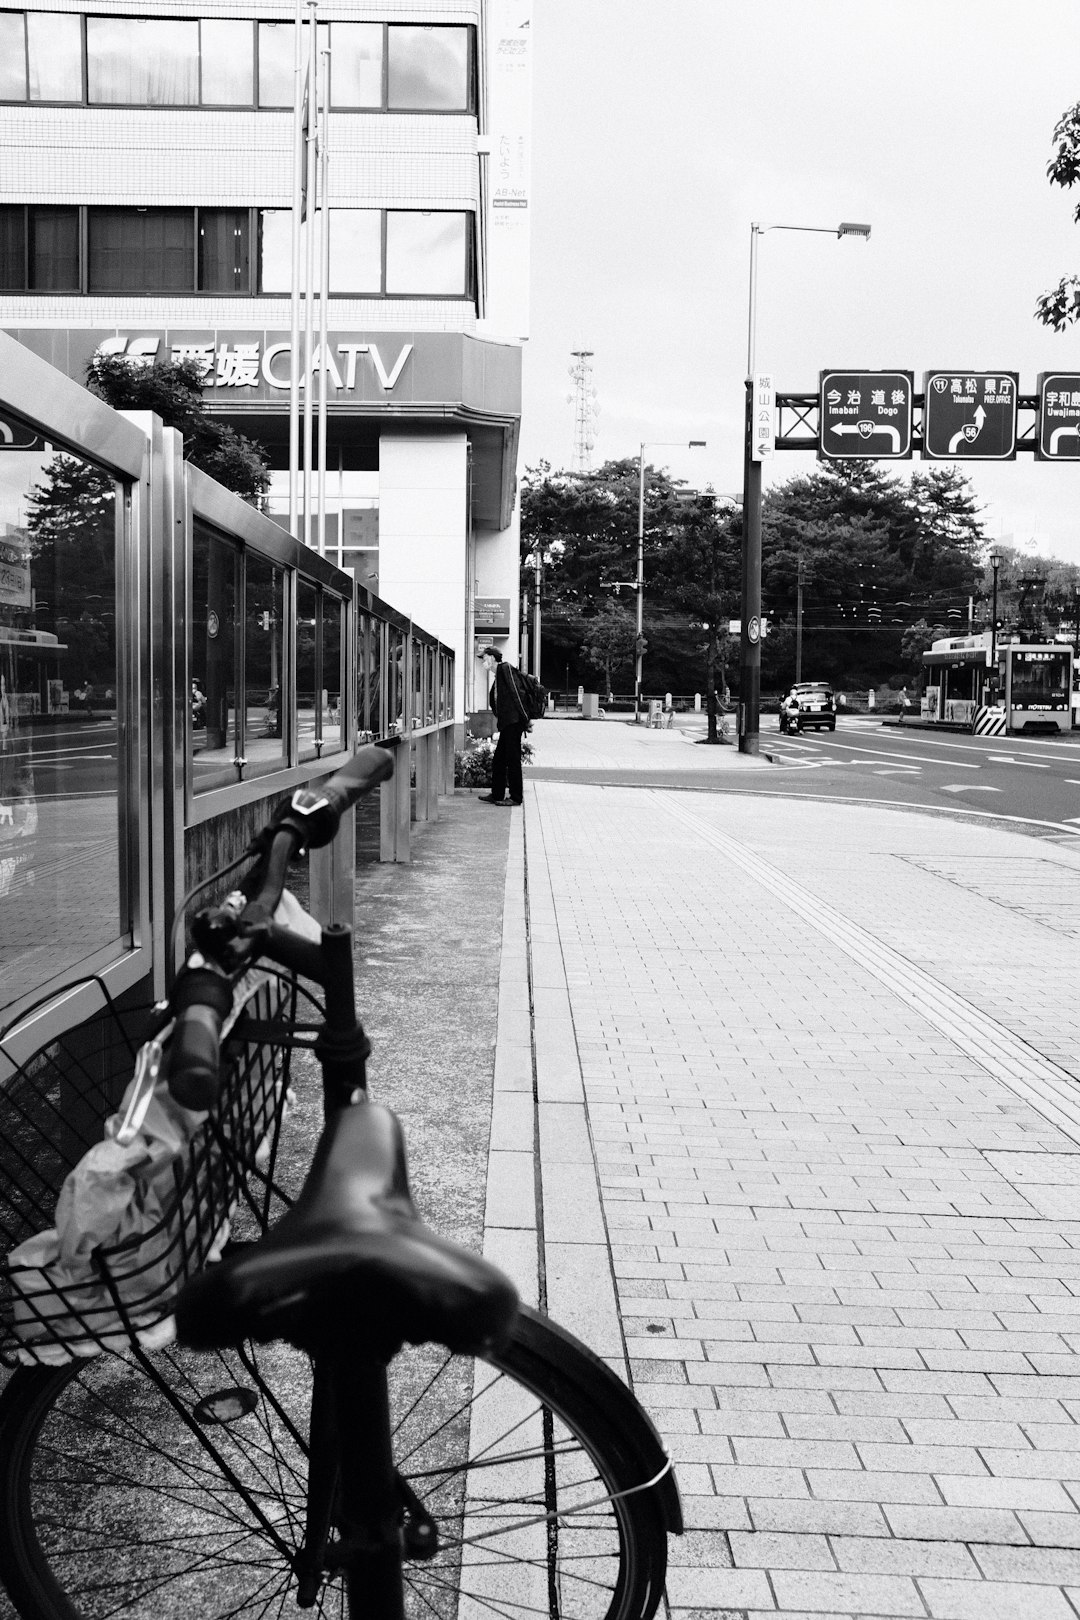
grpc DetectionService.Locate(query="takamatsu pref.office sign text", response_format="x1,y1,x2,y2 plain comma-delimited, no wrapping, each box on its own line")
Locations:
819,372,914,460
922,372,1018,460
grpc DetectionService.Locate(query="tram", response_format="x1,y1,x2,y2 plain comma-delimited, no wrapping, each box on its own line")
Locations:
922,632,1074,735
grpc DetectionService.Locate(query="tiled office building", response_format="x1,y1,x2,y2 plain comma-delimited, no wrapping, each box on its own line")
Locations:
0,0,531,718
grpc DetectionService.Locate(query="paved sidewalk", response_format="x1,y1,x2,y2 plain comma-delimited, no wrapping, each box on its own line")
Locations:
485,718,1080,1619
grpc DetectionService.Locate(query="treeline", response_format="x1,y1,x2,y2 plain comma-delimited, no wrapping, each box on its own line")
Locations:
521,457,1079,698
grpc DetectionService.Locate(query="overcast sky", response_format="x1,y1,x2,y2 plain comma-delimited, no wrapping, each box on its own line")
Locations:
520,0,1080,564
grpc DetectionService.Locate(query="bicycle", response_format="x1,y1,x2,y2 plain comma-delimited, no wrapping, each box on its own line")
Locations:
0,745,681,1620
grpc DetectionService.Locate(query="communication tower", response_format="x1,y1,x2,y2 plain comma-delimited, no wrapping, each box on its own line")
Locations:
567,350,599,472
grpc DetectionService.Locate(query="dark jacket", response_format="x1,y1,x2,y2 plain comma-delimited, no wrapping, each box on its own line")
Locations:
489,662,529,729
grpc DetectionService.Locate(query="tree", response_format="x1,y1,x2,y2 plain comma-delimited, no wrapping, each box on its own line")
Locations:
578,598,636,698
86,354,271,508
23,455,118,688
1036,102,1080,330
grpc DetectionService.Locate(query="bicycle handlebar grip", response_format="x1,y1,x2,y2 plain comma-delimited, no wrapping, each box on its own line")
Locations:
168,968,235,1111
276,743,395,852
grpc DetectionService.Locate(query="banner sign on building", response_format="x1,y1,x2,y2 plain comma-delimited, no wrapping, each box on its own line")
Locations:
819,371,913,459
484,0,532,340
0,533,31,609
923,372,1018,460
1037,373,1080,461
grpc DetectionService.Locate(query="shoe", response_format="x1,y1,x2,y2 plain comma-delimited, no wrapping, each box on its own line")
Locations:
477,794,505,804
509,799,523,806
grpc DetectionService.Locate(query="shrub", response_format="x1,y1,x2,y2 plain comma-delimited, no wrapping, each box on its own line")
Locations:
455,737,534,788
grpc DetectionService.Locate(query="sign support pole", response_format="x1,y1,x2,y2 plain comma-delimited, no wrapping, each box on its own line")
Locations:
739,376,762,755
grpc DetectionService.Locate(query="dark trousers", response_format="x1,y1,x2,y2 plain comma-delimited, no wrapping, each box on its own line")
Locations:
491,724,526,802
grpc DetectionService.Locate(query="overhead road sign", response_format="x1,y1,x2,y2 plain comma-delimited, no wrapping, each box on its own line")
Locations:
1037,374,1080,460
819,371,913,459
923,372,1018,460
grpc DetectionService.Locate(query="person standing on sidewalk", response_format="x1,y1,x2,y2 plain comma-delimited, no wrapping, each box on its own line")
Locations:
477,645,529,806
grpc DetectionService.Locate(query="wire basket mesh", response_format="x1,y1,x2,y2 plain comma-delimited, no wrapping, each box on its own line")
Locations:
0,972,296,1364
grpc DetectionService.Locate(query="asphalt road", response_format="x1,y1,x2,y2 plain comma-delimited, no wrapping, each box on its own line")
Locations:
5,718,118,799
529,715,1080,845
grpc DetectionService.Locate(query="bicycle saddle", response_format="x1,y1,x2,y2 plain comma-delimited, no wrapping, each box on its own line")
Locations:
175,1101,519,1357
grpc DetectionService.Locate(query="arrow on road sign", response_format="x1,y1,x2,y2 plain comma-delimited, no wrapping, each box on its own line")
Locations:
832,422,903,452
948,405,986,453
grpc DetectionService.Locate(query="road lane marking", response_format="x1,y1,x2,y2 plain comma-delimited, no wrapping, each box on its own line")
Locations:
940,784,1002,794
801,739,979,768
872,766,922,775
987,754,1050,769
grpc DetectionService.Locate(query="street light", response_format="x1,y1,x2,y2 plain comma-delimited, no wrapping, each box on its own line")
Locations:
636,439,706,722
739,219,871,754
989,551,1002,675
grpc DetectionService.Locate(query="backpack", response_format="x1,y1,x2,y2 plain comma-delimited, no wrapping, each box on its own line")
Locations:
509,666,549,721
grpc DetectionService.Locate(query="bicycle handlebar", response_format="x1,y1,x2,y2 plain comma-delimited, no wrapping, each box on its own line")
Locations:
168,745,395,1109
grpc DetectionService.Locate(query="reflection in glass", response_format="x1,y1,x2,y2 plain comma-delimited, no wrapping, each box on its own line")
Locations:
27,13,82,102
387,626,405,733
330,210,382,294
201,20,254,105
385,211,467,295
190,523,239,792
357,613,383,741
0,445,123,1017
388,26,469,110
244,553,286,778
321,593,344,753
0,14,26,101
259,22,326,107
331,23,383,107
297,580,319,763
87,18,199,106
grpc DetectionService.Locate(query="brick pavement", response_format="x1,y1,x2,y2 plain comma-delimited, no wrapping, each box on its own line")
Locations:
484,721,1080,1619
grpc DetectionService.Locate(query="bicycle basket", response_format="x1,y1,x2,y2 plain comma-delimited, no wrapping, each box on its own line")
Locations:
0,971,297,1366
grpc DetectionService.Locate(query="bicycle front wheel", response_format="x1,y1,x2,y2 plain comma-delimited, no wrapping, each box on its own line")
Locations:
0,1306,672,1620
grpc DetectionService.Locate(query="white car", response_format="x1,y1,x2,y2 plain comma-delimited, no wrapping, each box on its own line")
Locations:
779,682,836,733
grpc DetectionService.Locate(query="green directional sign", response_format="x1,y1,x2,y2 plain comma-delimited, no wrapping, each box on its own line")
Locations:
923,372,1018,460
1037,374,1080,461
819,371,913,460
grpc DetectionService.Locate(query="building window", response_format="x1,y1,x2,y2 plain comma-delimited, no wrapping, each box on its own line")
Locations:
200,20,254,106
88,209,195,293
198,209,250,294
87,17,199,106
28,12,82,102
385,211,468,295
0,13,476,112
329,210,383,295
331,23,383,108
0,206,79,290
388,25,471,112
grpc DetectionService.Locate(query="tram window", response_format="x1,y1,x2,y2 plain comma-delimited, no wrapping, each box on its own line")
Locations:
297,578,319,763
321,592,345,755
0,441,125,1017
190,523,240,792
243,551,286,779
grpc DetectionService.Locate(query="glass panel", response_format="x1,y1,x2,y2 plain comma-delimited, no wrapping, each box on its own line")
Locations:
0,207,25,291
87,17,198,106
258,209,291,294
388,25,469,110
387,625,405,734
190,523,239,792
330,210,382,294
410,638,423,728
357,613,382,741
27,13,82,102
321,593,344,753
1,440,124,1016
243,552,286,779
201,20,253,105
385,212,467,295
296,579,318,762
0,13,26,100
258,21,325,107
88,209,195,293
29,208,79,291
198,209,250,294
331,23,382,107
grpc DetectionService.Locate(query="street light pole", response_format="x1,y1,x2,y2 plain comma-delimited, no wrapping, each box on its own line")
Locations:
739,220,871,755
636,439,706,722
989,551,1002,676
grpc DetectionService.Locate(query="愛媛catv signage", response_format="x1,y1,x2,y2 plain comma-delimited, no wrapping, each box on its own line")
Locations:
4,329,522,415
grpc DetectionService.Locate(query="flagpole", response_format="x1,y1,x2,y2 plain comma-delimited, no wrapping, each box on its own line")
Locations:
288,0,304,536
317,43,330,560
302,0,318,548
